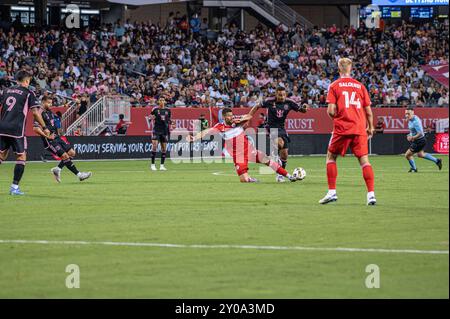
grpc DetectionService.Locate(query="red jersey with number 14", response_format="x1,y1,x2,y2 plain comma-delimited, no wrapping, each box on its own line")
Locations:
326,77,371,136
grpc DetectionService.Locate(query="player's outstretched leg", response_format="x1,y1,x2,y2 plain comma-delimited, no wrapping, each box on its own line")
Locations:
405,149,418,173
359,156,376,206
51,160,65,183
150,140,158,171
256,151,298,182
10,159,26,195
276,138,288,182
160,142,167,171
319,153,338,204
60,152,91,182
417,151,442,170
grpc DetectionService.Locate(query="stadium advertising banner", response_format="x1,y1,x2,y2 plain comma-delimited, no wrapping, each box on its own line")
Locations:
422,64,449,89
372,0,449,5
122,108,449,135
434,133,449,154
25,107,448,136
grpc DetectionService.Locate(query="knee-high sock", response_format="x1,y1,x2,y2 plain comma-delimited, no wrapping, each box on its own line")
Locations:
63,158,80,175
280,159,287,169
423,153,438,164
151,151,156,165
13,161,25,185
161,152,166,165
326,160,337,190
58,160,65,169
408,159,417,170
267,160,288,176
361,163,375,193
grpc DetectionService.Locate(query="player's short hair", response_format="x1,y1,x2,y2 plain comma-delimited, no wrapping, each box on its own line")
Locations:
406,106,414,111
338,58,352,72
42,95,52,102
222,107,232,115
119,114,125,120
15,70,32,82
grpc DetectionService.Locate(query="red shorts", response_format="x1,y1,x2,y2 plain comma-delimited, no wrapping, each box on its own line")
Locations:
225,137,265,176
328,133,369,158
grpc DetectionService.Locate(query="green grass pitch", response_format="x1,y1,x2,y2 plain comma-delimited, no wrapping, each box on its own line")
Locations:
0,155,448,298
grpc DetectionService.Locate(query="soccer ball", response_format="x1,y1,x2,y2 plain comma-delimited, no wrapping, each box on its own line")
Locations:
293,167,306,180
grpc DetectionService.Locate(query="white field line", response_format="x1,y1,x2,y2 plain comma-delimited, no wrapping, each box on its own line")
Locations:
0,239,447,255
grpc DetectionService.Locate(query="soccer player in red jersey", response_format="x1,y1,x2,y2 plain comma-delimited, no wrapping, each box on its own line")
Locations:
187,107,301,183
319,58,376,205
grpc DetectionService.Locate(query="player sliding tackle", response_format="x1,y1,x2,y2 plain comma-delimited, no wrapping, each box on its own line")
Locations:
186,106,302,183
319,58,376,206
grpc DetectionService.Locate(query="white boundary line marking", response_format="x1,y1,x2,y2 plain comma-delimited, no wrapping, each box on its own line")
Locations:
0,240,447,255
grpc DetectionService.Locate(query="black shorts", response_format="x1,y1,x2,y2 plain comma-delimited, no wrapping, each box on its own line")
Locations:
0,136,27,154
45,137,73,157
269,128,290,149
152,131,169,143
409,137,427,153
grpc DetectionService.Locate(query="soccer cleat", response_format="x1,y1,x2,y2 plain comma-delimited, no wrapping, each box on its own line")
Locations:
160,165,167,171
367,196,377,206
51,167,62,183
10,186,24,196
150,164,157,171
436,159,442,170
319,193,338,204
276,174,286,183
78,172,92,181
247,177,259,183
408,168,418,173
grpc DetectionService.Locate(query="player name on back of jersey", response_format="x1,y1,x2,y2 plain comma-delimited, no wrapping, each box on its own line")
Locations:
338,82,362,89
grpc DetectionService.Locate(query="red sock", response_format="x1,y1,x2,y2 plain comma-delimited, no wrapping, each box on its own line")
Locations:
326,161,337,190
362,163,375,192
267,160,288,176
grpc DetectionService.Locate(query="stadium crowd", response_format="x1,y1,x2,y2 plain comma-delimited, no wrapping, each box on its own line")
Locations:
0,12,448,113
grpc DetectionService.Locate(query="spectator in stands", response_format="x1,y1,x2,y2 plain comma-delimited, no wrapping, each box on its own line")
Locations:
375,118,385,134
0,14,447,109
74,125,83,136
115,114,129,135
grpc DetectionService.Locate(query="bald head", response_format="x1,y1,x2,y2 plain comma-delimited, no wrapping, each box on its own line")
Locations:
338,58,352,76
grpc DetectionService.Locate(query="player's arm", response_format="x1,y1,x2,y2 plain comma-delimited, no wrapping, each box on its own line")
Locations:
362,86,374,138
326,85,337,118
289,99,308,113
187,127,216,142
33,125,55,140
327,103,337,118
31,107,50,137
236,104,259,124
364,105,375,138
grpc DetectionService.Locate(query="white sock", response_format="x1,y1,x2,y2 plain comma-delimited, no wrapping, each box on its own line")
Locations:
328,189,336,196
77,172,82,177
11,184,19,189
367,191,375,198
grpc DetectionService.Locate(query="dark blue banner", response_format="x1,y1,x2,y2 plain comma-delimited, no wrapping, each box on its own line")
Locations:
372,0,448,5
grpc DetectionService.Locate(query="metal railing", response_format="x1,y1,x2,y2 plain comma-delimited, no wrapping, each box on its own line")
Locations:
65,96,131,136
252,0,313,28
61,100,79,133
204,0,313,28
65,97,105,136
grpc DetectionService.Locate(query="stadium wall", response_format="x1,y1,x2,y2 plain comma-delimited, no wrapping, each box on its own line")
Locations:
123,3,195,24
17,133,441,161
